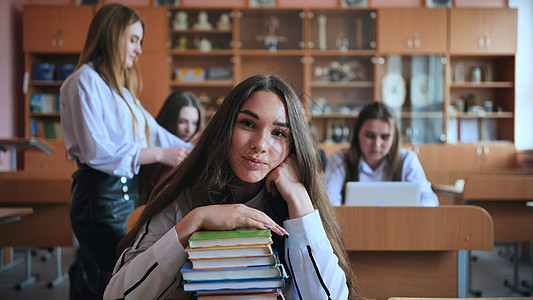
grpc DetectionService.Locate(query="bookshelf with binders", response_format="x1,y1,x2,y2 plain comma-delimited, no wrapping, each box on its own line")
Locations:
181,229,286,299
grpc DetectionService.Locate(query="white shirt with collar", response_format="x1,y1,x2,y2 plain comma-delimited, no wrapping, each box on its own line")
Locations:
60,63,191,178
324,148,439,207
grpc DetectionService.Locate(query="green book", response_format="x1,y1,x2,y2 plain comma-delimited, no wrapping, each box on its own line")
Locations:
189,229,272,249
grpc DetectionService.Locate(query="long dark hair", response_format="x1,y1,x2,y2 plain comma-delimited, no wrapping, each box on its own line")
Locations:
345,101,401,183
119,74,358,298
156,91,203,139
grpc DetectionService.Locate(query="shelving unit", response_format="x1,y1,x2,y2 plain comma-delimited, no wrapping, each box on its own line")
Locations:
20,5,518,170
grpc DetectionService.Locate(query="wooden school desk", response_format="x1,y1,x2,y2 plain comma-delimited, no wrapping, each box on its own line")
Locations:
0,207,33,226
0,171,72,289
0,138,53,171
433,174,533,295
335,206,493,300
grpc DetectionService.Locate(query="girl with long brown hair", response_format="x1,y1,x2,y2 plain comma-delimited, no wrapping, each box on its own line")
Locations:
104,74,358,299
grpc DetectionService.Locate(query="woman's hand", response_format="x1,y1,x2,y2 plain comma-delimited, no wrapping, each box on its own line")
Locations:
265,155,314,219
138,147,190,167
174,204,288,247
159,147,190,167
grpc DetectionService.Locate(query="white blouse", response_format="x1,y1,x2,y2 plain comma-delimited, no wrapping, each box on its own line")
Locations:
324,148,439,207
60,63,191,178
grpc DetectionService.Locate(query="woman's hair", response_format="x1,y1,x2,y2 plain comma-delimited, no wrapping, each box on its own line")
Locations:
77,3,145,101
345,101,402,183
156,91,203,138
77,3,150,143
119,74,358,298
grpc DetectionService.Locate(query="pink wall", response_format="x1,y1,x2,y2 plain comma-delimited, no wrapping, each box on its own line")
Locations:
0,0,25,171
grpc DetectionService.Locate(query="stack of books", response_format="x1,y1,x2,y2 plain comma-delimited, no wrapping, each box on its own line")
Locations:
181,229,286,299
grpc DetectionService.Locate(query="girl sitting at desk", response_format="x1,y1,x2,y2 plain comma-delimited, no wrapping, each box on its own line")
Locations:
104,74,358,299
324,102,438,207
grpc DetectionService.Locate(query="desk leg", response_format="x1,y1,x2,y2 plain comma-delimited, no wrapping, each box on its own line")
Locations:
47,247,68,288
458,250,468,297
0,247,26,274
14,248,39,290
521,242,533,291
503,242,531,296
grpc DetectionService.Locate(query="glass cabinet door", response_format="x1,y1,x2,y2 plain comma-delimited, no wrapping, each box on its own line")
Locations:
238,9,303,51
379,55,446,144
308,10,376,52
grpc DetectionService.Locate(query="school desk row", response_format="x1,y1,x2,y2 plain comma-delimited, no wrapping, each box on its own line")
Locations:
1,171,532,299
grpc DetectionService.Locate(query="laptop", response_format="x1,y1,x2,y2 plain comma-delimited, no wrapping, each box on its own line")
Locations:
344,182,421,206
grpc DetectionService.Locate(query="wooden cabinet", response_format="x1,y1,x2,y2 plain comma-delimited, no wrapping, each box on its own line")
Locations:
306,9,377,143
23,6,93,53
135,7,169,116
20,5,519,171
166,8,236,117
377,8,447,53
449,8,517,54
22,5,93,170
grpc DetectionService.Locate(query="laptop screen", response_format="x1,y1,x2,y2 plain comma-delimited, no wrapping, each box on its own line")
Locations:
344,182,421,206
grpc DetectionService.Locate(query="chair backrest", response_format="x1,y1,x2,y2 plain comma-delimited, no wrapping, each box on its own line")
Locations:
127,205,145,233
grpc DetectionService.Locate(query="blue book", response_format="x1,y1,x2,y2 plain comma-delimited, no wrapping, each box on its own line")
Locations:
183,278,285,292
181,260,287,282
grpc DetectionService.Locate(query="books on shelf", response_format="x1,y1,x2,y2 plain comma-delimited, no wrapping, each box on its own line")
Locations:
181,229,286,299
181,260,286,281
188,229,272,249
31,120,63,139
30,93,59,113
186,244,273,259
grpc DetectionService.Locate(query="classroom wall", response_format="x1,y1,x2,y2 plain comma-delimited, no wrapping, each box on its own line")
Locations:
1,0,530,171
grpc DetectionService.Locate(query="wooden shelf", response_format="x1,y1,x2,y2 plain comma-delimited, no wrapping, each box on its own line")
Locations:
30,112,60,118
400,111,444,118
30,80,63,87
449,112,514,119
238,49,305,56
450,82,514,88
170,80,234,87
308,50,376,56
311,81,374,88
168,49,234,55
312,113,359,119
169,29,232,34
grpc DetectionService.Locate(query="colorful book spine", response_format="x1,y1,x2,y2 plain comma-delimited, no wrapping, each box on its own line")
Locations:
181,229,286,299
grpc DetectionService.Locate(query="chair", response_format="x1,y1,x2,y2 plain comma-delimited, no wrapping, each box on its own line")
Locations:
127,205,145,233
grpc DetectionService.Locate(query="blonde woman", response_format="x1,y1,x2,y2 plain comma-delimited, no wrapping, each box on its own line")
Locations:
59,3,191,298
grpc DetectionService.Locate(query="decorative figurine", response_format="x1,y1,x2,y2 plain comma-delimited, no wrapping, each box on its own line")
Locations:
172,11,188,30
175,36,187,50
198,38,212,52
217,13,231,30
314,60,368,82
255,15,287,51
336,30,349,52
193,11,213,30
318,14,327,51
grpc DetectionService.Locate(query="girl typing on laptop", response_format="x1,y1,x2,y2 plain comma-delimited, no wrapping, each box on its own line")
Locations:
324,102,438,207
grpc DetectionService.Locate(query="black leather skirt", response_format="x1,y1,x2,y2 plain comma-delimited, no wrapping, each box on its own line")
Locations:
70,162,139,271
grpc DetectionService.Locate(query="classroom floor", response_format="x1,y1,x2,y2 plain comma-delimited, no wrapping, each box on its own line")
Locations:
0,245,532,299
